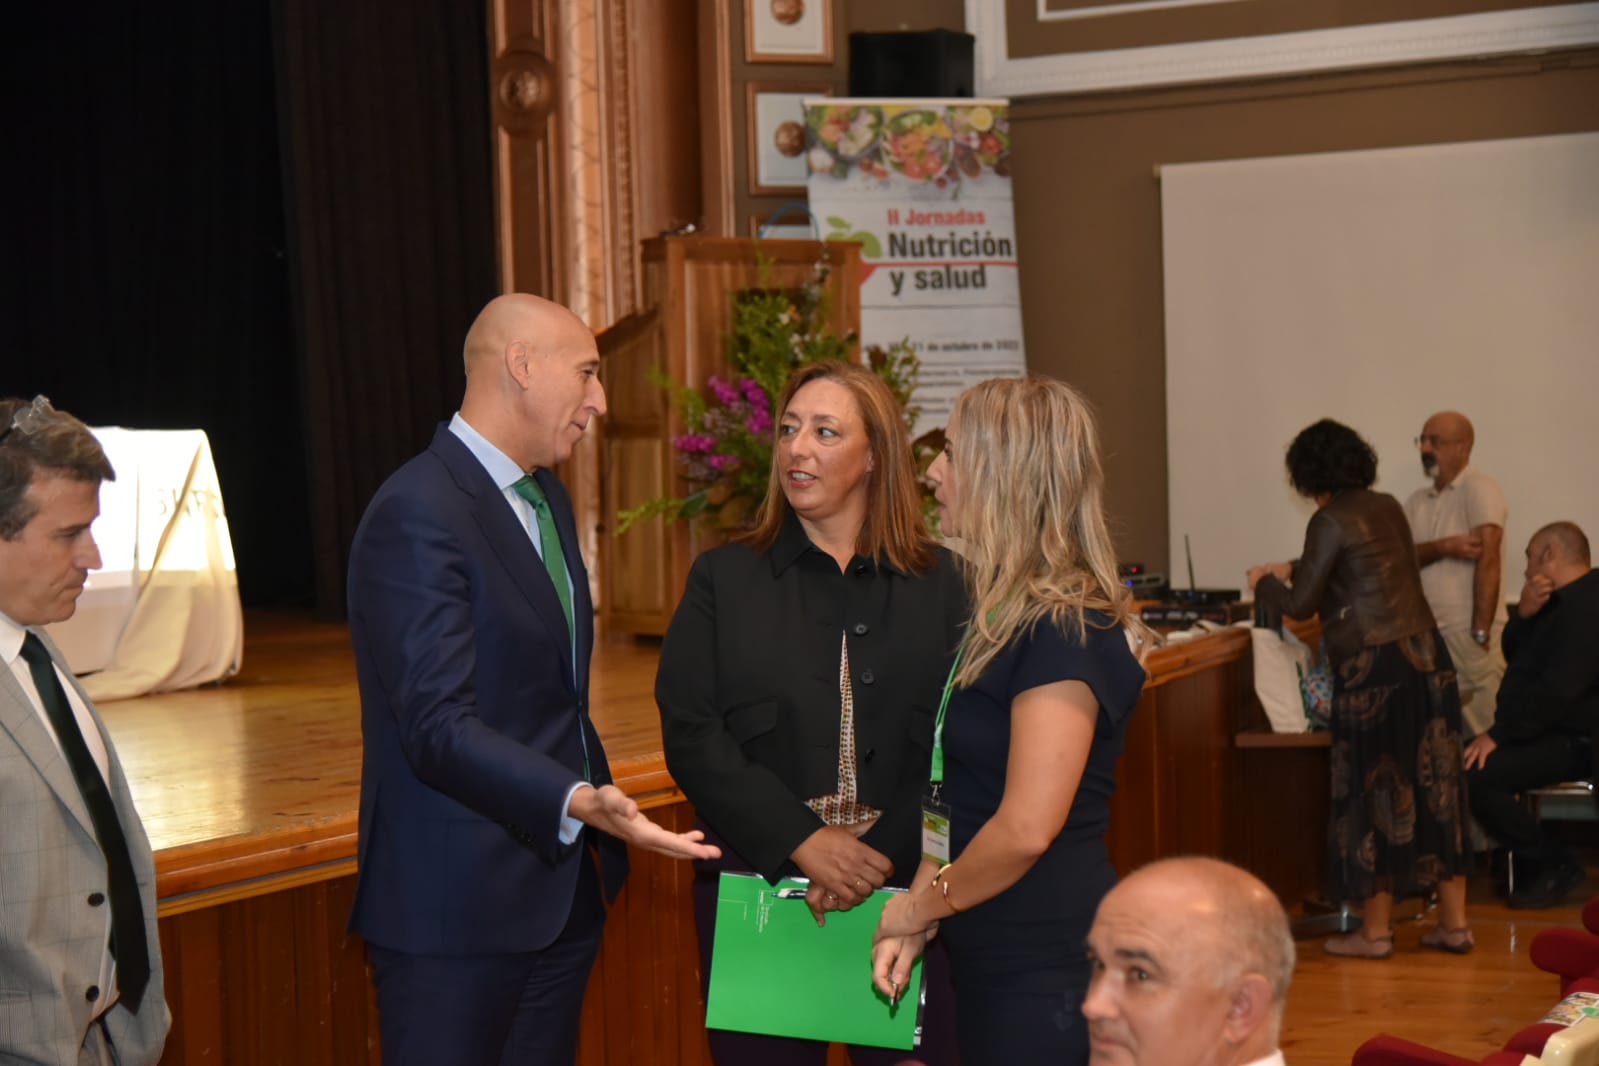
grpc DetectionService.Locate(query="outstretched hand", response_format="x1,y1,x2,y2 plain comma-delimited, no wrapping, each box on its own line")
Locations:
569,784,722,861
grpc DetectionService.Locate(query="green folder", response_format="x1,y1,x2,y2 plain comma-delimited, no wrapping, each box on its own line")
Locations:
705,872,925,1050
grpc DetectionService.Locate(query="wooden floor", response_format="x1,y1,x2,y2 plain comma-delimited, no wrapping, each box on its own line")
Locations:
99,610,1588,1064
1284,869,1590,1064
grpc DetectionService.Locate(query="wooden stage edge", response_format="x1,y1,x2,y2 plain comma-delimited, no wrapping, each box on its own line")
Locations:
102,608,1274,913
94,611,1599,1066
95,610,678,911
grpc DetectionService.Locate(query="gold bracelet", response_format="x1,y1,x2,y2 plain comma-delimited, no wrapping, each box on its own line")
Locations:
931,863,964,914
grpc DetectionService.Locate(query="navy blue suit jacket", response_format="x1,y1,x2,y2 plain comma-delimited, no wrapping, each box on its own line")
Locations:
346,426,627,956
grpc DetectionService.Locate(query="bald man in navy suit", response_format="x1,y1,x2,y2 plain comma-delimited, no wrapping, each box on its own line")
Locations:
346,295,718,1066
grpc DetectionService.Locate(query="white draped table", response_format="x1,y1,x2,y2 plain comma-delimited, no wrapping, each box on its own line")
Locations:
46,428,243,700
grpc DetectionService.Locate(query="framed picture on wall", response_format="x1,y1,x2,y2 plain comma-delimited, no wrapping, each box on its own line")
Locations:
746,82,831,196
744,0,833,64
749,211,817,240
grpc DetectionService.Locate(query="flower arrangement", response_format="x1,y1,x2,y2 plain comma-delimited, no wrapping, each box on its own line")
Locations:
617,250,923,534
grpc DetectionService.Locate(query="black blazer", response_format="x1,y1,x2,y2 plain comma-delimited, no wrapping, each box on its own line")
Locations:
656,516,968,882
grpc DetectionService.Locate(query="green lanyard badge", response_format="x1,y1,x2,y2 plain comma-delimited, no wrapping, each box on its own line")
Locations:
930,641,965,785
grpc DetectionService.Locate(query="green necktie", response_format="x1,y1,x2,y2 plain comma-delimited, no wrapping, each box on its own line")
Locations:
511,474,574,642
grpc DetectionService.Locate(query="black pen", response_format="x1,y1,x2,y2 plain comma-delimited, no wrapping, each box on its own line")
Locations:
772,887,809,899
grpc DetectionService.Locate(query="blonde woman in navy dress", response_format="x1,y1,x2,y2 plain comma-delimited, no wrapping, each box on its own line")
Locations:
872,376,1150,1066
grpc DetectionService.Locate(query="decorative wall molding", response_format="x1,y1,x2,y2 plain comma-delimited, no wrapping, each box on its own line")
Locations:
968,1,1599,96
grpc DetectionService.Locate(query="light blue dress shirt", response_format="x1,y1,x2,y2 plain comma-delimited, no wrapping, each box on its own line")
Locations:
448,413,589,844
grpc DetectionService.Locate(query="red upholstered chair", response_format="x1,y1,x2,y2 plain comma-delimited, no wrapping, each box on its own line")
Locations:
1582,895,1599,935
1503,1021,1563,1057
1350,1035,1526,1065
1532,927,1599,995
1532,912,1599,996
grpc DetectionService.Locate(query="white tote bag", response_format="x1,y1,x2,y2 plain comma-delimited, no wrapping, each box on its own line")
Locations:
1249,625,1314,734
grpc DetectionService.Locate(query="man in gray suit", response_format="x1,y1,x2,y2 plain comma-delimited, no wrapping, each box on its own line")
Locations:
0,396,169,1065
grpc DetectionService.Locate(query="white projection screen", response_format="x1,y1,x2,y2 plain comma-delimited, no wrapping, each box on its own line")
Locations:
1161,133,1599,605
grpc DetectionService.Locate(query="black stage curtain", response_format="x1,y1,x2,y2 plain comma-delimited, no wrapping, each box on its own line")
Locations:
3,1,310,606
3,2,498,615
273,0,499,614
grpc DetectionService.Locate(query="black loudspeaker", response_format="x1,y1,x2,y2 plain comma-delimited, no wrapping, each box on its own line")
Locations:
848,29,975,98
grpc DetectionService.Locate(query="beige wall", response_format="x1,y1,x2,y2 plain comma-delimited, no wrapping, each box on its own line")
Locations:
1008,50,1599,573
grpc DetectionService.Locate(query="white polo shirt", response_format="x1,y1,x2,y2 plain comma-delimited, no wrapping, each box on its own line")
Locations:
1403,464,1508,633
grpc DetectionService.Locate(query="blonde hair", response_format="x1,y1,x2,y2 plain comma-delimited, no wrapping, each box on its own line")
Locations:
947,376,1148,685
746,361,936,575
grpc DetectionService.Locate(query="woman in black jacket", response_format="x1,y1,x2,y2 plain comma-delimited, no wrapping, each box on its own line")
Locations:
656,360,966,1065
1249,419,1472,958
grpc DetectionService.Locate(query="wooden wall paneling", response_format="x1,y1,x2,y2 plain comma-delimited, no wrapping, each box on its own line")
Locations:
697,0,736,235
603,237,862,635
1106,687,1162,874
598,307,675,633
157,905,222,1065
624,0,704,263
489,1,561,300
288,887,335,1066
1235,745,1332,906
1153,665,1234,857
157,878,377,1066
574,799,713,1066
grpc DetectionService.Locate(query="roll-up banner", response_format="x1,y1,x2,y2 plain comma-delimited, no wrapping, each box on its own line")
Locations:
803,98,1025,437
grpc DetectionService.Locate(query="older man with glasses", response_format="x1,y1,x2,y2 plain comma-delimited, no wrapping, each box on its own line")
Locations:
1403,410,1508,738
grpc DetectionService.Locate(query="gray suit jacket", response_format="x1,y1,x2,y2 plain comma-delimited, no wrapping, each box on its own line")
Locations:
0,629,169,1066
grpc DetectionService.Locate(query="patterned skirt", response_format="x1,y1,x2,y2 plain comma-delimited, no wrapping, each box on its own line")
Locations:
1325,629,1472,904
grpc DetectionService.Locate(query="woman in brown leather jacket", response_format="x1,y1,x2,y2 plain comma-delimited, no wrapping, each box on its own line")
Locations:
1249,419,1473,958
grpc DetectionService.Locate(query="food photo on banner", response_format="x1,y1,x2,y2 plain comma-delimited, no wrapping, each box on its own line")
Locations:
803,97,1025,439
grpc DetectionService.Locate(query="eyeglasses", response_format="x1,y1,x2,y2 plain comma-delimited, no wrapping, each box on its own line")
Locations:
0,395,58,448
1414,434,1461,448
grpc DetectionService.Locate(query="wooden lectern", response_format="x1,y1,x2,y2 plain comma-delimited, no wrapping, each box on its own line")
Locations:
597,236,862,638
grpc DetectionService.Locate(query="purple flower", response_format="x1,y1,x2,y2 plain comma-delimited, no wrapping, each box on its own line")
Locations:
673,433,717,454
708,374,741,408
739,377,769,411
745,409,772,436
706,454,741,472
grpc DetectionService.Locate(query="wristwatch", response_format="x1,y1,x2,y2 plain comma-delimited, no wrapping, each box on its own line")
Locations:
1472,628,1490,646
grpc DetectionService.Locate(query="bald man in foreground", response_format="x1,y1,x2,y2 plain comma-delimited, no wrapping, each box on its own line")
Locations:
346,295,719,1066
1083,858,1295,1066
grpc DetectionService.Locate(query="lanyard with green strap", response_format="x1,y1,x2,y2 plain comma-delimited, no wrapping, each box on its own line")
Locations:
930,640,966,786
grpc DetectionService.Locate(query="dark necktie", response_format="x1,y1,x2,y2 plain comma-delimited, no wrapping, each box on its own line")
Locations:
19,632,150,1010
509,476,589,780
511,475,574,641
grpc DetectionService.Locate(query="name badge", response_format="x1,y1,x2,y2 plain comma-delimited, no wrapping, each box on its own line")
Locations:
921,792,952,865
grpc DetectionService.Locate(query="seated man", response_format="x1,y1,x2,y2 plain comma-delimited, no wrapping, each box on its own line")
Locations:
1464,521,1599,909
1083,857,1294,1066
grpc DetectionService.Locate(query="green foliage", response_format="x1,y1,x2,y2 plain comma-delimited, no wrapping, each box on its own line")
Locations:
617,247,923,535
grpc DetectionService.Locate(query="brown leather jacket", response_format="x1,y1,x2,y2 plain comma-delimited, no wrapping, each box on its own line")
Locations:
1256,489,1436,665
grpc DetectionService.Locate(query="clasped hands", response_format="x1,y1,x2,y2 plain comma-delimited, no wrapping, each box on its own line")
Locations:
790,823,891,926
790,824,938,1003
